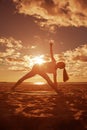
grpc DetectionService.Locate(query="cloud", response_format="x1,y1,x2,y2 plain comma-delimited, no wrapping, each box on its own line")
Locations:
0,37,87,80
13,0,87,29
8,66,27,71
73,55,87,62
62,44,87,61
0,37,22,58
59,44,87,79
0,37,40,71
0,37,46,71
0,37,24,69
0,37,22,49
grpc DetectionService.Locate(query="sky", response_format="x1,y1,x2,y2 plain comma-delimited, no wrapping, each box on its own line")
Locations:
0,0,87,83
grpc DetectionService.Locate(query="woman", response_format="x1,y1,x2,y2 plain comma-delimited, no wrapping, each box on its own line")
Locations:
12,42,69,93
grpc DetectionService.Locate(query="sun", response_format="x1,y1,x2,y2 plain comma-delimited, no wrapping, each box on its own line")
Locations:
31,55,45,65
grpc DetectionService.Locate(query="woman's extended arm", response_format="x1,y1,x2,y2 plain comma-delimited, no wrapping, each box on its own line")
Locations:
50,42,56,62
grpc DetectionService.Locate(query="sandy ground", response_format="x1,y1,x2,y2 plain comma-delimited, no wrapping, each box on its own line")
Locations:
0,82,87,130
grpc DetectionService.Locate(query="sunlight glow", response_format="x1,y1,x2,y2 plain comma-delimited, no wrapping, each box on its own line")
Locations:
24,55,46,68
31,55,45,65
34,82,45,85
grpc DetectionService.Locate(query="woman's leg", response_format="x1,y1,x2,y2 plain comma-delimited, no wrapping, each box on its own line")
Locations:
12,69,36,90
38,71,58,93
53,71,58,86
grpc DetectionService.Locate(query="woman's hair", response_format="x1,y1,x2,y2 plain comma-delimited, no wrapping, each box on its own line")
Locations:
63,68,69,82
56,62,69,82
56,62,65,69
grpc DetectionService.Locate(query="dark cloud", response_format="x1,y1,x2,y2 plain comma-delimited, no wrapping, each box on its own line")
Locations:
73,55,87,62
12,0,87,29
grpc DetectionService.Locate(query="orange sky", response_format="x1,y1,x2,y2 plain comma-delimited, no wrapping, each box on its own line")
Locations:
0,0,87,83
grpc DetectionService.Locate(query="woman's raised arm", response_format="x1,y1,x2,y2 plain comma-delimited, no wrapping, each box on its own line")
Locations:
50,41,56,62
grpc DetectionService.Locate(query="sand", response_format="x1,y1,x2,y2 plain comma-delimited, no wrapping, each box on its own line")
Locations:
0,82,87,130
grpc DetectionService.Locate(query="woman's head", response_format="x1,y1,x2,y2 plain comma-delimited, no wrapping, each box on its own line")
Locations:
56,62,65,69
56,62,69,82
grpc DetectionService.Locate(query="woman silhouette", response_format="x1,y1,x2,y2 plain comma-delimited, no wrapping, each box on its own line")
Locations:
12,42,69,93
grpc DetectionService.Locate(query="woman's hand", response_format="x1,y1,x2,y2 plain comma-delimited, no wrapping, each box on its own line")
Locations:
50,41,53,46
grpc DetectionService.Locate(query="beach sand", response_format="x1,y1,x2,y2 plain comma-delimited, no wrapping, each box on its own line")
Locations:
0,82,87,130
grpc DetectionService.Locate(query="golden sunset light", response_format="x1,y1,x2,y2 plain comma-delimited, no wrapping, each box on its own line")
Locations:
0,0,87,83
34,82,45,85
0,1,87,130
30,55,45,65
